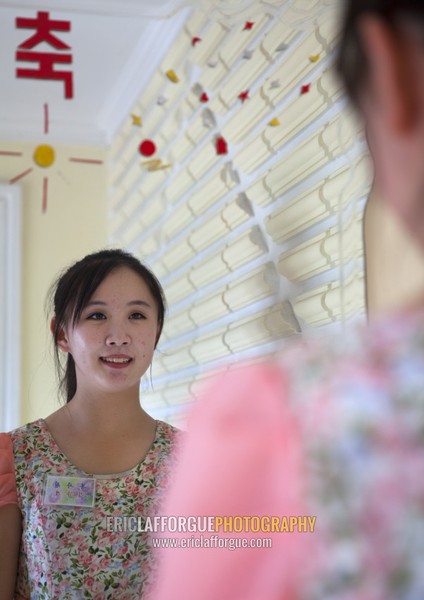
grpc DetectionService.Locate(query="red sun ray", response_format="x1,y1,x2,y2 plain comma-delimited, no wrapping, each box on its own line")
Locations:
69,158,104,164
42,177,48,213
44,103,49,135
9,168,33,184
0,151,23,156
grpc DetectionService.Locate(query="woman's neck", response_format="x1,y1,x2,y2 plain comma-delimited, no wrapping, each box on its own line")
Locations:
62,388,153,436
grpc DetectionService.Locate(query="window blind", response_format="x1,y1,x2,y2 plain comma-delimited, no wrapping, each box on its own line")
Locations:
108,0,372,427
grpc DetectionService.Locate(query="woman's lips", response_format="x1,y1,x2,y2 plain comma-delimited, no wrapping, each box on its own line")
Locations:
100,355,132,368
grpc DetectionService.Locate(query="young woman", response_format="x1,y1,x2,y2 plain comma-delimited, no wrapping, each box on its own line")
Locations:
150,1,424,598
0,249,179,599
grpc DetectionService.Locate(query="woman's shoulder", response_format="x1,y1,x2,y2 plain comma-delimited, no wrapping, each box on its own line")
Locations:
0,433,18,507
155,420,182,446
0,432,13,461
6,419,52,464
7,418,45,443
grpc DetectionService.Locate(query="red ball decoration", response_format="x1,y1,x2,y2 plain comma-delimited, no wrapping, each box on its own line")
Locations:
139,139,156,157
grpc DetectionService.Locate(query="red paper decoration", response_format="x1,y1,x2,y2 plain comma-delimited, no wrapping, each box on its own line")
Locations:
15,11,74,99
216,136,228,155
192,37,202,46
139,140,156,157
239,90,250,103
200,92,209,103
244,21,255,30
300,83,311,95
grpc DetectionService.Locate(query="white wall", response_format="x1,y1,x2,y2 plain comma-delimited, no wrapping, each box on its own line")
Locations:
0,140,108,426
0,184,21,430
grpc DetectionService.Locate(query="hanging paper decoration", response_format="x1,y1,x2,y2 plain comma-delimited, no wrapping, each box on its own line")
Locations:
139,140,157,157
300,83,311,95
243,21,255,30
309,54,321,63
131,114,142,126
166,69,179,83
269,118,280,127
143,159,172,171
191,37,202,46
208,58,218,68
275,42,289,52
216,136,228,155
242,49,254,60
157,96,168,106
202,108,216,129
239,90,250,103
193,83,202,95
222,161,240,185
269,79,281,89
236,192,254,216
200,92,209,103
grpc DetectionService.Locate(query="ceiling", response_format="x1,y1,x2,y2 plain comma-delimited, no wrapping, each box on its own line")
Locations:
0,0,272,147
0,0,195,146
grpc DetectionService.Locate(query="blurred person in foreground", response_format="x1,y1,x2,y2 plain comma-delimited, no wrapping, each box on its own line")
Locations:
150,1,424,598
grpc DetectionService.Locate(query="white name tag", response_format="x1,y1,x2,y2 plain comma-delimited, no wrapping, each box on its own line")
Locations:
44,475,96,507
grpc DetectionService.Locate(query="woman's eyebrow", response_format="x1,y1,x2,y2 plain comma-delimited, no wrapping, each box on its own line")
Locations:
127,300,152,309
85,300,152,308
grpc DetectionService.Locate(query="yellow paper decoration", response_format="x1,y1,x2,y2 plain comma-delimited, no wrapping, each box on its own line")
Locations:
269,118,280,127
33,144,55,168
166,70,179,83
309,54,321,63
131,114,142,126
143,159,172,171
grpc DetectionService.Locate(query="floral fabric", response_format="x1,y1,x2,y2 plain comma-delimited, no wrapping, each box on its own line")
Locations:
151,310,424,600
7,418,178,599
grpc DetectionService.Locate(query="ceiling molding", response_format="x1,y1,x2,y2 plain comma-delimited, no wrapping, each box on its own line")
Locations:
0,0,190,19
0,0,273,20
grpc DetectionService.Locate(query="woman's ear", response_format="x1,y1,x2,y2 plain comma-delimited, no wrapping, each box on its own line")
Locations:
357,15,418,133
50,317,70,353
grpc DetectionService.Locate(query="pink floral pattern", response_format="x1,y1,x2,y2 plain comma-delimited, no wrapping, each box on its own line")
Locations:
8,418,179,599
289,311,424,598
151,309,424,600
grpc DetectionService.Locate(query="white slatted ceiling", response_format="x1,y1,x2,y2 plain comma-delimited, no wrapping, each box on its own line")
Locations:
108,0,372,427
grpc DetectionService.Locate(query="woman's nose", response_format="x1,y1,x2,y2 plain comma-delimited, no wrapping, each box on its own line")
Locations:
105,325,130,346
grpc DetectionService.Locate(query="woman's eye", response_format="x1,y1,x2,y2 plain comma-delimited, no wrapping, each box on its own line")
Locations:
87,312,106,320
129,312,146,320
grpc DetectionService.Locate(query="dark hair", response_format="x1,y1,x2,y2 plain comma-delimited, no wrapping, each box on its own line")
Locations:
336,0,424,105
49,249,167,403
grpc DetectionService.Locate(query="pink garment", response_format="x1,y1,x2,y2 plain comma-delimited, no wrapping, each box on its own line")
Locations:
150,311,424,600
150,364,315,600
0,432,18,508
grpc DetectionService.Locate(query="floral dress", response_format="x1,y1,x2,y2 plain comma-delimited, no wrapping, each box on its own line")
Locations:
151,309,424,600
0,418,179,599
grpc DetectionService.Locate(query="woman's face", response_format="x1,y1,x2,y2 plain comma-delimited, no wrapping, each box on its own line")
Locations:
58,266,160,398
